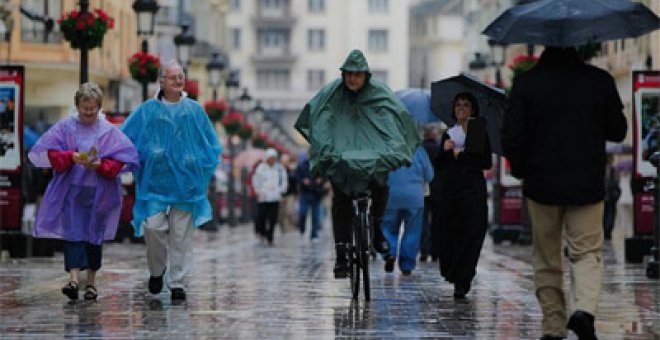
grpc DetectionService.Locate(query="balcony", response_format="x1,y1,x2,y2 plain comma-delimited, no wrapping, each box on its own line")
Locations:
250,52,297,67
251,8,297,29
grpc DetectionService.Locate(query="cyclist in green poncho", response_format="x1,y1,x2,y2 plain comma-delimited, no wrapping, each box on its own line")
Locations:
295,50,419,278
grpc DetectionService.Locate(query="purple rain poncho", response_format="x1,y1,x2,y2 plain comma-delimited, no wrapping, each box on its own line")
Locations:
28,115,139,245
121,97,222,236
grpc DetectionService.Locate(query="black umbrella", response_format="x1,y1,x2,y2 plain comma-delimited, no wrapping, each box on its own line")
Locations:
431,73,508,155
483,0,660,47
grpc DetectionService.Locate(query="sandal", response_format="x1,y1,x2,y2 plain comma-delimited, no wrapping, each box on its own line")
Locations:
83,285,98,300
62,281,79,300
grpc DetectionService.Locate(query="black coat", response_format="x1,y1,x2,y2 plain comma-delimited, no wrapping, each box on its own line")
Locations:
502,47,627,206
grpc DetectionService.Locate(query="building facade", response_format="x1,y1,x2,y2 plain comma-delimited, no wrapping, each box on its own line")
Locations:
226,0,411,143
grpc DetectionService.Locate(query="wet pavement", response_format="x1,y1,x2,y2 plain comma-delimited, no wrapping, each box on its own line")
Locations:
0,222,659,339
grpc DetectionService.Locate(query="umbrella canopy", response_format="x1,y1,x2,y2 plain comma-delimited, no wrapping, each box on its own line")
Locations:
233,148,265,170
431,73,507,155
483,0,660,47
394,88,441,124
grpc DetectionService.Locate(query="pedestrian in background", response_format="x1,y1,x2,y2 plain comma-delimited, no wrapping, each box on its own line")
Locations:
28,82,139,300
603,156,621,241
122,61,222,301
278,153,298,232
252,148,288,245
432,92,492,299
502,47,627,340
295,153,327,242
382,145,433,276
419,124,441,262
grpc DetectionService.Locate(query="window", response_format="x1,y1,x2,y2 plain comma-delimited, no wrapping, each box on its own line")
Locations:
231,28,241,50
21,0,62,44
368,29,388,52
230,0,241,10
307,70,325,90
260,0,286,9
368,0,388,13
371,70,388,85
308,0,325,12
258,29,289,55
257,70,291,90
307,29,325,51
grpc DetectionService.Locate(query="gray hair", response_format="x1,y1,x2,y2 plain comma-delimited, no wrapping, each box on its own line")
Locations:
74,82,103,107
158,60,183,79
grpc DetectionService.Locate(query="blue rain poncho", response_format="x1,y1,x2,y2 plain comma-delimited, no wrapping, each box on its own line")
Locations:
121,97,222,236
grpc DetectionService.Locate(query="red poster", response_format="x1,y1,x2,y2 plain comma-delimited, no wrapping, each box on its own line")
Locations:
632,70,660,235
0,66,24,230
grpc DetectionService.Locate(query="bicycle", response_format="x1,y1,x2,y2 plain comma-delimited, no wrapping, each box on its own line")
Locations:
347,191,373,301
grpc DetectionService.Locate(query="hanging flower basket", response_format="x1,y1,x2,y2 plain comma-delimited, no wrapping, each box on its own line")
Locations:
203,99,228,122
129,51,160,84
252,132,269,149
58,8,114,50
508,54,539,79
222,111,244,135
184,80,199,101
238,123,254,140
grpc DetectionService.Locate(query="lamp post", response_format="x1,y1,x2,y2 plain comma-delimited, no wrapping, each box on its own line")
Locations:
79,0,89,84
488,39,507,89
206,52,226,101
132,0,159,101
224,70,240,226
174,22,196,72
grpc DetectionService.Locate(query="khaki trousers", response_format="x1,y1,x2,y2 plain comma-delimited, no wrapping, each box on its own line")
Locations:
527,199,603,336
143,208,194,290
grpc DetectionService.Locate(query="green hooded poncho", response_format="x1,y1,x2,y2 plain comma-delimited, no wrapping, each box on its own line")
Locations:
294,49,420,195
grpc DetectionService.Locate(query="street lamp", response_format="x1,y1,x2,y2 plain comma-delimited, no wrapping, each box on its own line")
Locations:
206,52,226,101
250,101,265,128
488,39,507,88
223,70,240,227
237,88,254,113
174,22,196,71
132,0,159,101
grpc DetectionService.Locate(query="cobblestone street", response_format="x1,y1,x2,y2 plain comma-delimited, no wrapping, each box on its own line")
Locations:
0,222,658,339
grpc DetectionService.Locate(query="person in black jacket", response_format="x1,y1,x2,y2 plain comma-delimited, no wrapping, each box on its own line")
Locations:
295,156,327,242
420,124,441,262
431,92,492,300
502,47,627,340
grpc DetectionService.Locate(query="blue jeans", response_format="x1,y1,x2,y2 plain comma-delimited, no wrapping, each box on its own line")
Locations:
381,206,424,272
63,241,102,272
298,193,322,239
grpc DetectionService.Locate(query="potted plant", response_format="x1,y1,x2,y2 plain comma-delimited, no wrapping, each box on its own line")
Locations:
129,51,160,84
508,54,539,79
222,111,244,135
203,99,228,122
58,8,114,49
238,122,254,140
252,132,269,149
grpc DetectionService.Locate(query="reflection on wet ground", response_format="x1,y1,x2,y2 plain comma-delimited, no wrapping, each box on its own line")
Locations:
0,222,658,339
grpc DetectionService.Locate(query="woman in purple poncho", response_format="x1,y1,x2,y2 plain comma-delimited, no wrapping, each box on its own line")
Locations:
28,83,139,301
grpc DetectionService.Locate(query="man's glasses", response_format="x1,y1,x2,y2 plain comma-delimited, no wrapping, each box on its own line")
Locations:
162,74,185,81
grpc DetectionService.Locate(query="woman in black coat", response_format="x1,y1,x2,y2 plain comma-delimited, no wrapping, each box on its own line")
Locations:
431,92,492,299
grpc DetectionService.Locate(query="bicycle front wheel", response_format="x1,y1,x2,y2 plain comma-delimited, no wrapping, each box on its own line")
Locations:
350,226,360,300
360,211,371,301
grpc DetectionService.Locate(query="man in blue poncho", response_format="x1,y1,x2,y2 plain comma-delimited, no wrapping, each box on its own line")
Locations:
122,61,222,301
295,50,419,278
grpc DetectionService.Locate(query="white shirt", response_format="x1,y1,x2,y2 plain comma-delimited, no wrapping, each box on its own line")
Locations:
252,161,288,202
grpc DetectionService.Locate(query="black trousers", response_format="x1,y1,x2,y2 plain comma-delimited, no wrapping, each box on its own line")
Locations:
331,182,388,245
256,201,280,242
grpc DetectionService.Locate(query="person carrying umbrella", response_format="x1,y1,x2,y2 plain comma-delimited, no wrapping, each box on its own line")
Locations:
295,49,419,279
431,92,492,299
502,47,627,340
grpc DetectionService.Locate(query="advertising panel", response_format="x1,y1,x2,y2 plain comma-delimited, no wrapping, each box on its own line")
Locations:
0,66,23,230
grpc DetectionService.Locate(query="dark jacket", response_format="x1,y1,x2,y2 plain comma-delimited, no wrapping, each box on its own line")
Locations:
295,159,326,198
501,47,627,205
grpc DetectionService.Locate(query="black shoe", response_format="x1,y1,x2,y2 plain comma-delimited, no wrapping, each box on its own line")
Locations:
453,283,470,299
384,256,395,273
419,254,428,262
171,287,186,300
62,281,79,300
334,244,349,279
401,270,412,276
148,269,165,294
540,336,564,340
567,310,597,340
373,230,390,254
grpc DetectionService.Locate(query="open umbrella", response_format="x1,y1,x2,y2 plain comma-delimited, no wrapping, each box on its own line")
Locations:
233,148,265,170
483,0,660,47
431,73,507,154
394,88,441,124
